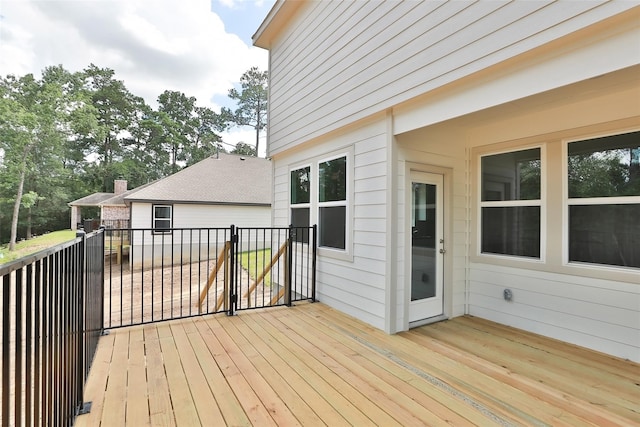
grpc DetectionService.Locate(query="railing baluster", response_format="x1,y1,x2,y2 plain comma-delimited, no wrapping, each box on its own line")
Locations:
2,273,10,427
33,261,41,425
15,267,23,427
25,264,33,427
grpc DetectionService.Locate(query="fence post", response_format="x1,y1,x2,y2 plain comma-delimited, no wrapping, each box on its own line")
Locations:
75,230,92,416
228,225,237,316
286,225,293,307
312,225,317,303
2,274,10,427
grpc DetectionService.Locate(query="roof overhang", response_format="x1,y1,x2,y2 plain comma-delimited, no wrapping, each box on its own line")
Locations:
125,199,271,207
253,0,304,49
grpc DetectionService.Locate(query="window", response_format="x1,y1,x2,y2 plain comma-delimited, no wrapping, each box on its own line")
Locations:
289,152,350,254
567,131,640,268
290,167,310,243
153,205,172,233
318,156,347,250
480,148,541,258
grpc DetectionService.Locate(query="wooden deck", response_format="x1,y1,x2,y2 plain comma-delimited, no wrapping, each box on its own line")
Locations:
76,303,639,426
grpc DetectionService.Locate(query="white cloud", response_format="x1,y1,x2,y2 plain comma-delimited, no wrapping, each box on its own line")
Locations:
0,0,268,110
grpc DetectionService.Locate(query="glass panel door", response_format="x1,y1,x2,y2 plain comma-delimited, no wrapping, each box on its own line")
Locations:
409,172,444,323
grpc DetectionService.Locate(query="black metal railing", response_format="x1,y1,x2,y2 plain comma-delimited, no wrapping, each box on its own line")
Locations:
104,225,317,328
100,219,129,230
0,230,104,427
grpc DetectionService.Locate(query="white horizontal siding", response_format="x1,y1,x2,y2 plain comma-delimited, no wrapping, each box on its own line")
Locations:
271,164,290,227
130,203,151,228
270,118,390,328
267,0,634,155
469,263,640,362
130,203,271,229
172,204,271,228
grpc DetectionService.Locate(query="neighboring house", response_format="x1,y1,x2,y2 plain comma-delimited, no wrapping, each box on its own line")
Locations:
124,153,273,267
254,2,640,361
68,180,130,230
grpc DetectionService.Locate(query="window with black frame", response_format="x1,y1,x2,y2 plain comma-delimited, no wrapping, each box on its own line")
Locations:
480,148,542,258
318,156,347,250
567,131,640,268
152,205,172,233
290,166,310,243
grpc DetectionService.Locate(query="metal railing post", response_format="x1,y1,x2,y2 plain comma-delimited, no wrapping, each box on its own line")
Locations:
228,225,237,316
312,224,317,302
286,225,293,307
2,274,10,427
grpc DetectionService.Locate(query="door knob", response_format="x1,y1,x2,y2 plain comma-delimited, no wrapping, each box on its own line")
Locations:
439,248,446,254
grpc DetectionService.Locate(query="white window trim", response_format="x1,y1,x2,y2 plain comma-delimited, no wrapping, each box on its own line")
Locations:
477,145,546,263
562,130,640,270
152,204,172,234
289,163,312,211
288,147,353,262
289,164,312,245
317,152,350,256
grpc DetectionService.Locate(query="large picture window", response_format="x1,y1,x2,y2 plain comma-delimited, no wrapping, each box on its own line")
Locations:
290,166,310,243
318,156,347,250
567,131,640,268
153,205,172,233
480,148,541,258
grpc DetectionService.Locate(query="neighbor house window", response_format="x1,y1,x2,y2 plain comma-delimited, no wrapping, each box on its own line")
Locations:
290,166,311,243
480,148,542,258
318,155,347,250
153,205,172,233
567,131,640,268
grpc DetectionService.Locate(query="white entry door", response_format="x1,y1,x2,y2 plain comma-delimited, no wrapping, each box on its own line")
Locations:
409,171,445,324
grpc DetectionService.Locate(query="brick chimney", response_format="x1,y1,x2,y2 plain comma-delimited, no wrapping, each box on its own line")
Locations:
114,180,127,195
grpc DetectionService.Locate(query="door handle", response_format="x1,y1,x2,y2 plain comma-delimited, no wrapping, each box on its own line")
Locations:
439,248,446,254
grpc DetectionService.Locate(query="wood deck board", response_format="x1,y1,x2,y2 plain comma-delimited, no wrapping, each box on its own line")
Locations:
404,328,634,427
186,318,252,427
168,321,227,426
294,305,514,426
302,304,555,426
414,317,640,423
226,314,332,426
99,329,130,427
74,332,115,427
426,317,636,398
196,316,279,427
276,306,461,426
255,309,404,426
144,325,175,427
252,309,403,426
78,304,640,426
125,327,151,427
202,316,302,426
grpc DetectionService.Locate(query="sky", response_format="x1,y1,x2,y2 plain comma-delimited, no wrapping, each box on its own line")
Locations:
0,0,274,155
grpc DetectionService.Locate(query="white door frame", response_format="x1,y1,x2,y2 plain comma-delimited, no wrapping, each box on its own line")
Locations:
406,169,448,327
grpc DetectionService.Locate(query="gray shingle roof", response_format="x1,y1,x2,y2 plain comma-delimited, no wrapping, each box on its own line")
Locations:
125,153,272,205
99,182,154,206
68,193,114,207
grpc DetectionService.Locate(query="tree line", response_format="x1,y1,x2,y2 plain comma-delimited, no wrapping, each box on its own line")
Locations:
0,64,267,249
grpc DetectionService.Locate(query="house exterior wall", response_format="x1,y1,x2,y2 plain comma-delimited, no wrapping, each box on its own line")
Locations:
129,203,271,268
395,67,640,362
260,2,640,361
101,206,129,221
130,203,271,229
272,118,391,329
265,0,637,156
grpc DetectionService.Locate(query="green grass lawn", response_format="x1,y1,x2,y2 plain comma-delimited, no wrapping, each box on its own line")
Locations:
0,230,77,266
239,249,273,286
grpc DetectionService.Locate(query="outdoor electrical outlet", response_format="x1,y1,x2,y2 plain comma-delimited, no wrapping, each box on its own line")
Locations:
503,289,513,301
